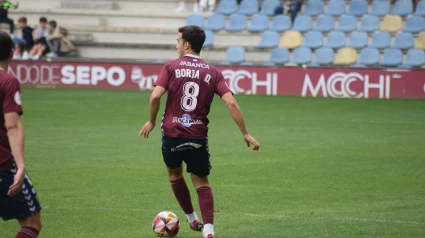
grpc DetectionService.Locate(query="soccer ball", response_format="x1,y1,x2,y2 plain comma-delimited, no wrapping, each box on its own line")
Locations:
152,211,180,237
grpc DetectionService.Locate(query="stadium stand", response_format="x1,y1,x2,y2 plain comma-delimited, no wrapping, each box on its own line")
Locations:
356,47,380,67
348,0,368,17
270,15,291,32
216,0,238,15
205,14,225,32
303,0,324,16
259,0,280,16
315,15,334,32
226,14,247,32
311,47,334,66
381,48,403,67
238,0,259,16
291,47,312,65
401,49,425,68
325,31,346,49
186,14,204,28
257,30,280,49
203,30,214,48
359,15,380,33
303,31,323,49
370,32,391,49
222,46,245,64
292,15,313,32
279,31,303,49
334,48,357,66
391,0,413,17
248,14,269,32
348,31,368,49
336,15,357,33
403,16,425,33
265,47,289,66
7,0,424,68
370,0,391,17
325,0,346,16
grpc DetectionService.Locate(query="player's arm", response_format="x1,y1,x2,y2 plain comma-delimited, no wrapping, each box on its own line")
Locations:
5,112,26,196
221,92,260,151
139,85,167,138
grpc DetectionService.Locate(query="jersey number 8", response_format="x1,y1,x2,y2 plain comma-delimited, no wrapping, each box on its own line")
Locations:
181,82,199,112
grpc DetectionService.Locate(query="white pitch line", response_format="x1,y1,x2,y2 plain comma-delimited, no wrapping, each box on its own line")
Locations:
45,206,425,225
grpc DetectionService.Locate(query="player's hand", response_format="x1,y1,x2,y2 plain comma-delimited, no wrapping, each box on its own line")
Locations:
139,121,155,138
243,134,260,151
8,169,25,196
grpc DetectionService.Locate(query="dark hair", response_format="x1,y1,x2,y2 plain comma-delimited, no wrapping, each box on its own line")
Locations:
16,42,25,51
48,20,57,28
18,17,27,24
178,25,206,54
39,17,47,23
0,30,13,61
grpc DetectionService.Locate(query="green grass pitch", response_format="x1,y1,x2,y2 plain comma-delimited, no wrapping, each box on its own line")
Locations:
1,88,425,237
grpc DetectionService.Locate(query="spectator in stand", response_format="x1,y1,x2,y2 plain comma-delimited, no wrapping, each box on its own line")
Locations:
175,0,200,12
45,21,74,58
199,0,216,12
275,0,305,23
12,42,28,59
33,17,49,44
0,0,18,34
12,17,33,50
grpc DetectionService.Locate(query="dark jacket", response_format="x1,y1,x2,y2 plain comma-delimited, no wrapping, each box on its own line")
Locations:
22,26,34,49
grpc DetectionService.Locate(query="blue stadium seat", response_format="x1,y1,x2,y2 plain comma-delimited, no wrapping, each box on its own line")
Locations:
325,0,346,16
357,48,380,66
226,15,247,32
270,15,291,32
414,0,425,16
257,30,280,48
205,14,225,32
203,30,214,48
186,14,204,28
222,46,245,64
238,0,259,15
292,15,313,32
303,31,323,49
393,32,414,50
303,0,324,16
248,15,269,32
370,0,390,16
348,31,368,49
312,47,334,65
380,48,403,67
315,15,334,32
403,16,425,33
369,32,391,49
358,15,379,33
336,15,357,33
216,0,238,15
348,0,368,16
266,47,289,65
391,0,413,17
259,0,280,16
291,47,312,64
325,31,346,49
401,49,425,68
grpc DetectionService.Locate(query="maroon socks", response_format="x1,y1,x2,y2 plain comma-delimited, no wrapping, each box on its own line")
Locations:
197,186,214,225
16,227,39,238
171,177,194,214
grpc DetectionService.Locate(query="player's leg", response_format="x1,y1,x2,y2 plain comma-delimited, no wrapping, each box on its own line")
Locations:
162,136,201,230
17,212,42,238
184,139,214,237
191,174,214,238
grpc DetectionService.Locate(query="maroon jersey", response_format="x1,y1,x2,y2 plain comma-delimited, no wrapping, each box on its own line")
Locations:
155,55,231,139
0,68,23,171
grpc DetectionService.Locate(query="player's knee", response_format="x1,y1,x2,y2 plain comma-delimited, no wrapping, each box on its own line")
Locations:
191,175,209,189
20,213,42,231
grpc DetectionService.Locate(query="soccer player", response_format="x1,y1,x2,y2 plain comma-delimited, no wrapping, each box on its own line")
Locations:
0,30,42,238
139,25,260,238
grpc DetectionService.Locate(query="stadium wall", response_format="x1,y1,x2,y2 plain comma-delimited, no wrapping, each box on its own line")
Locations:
9,60,425,99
